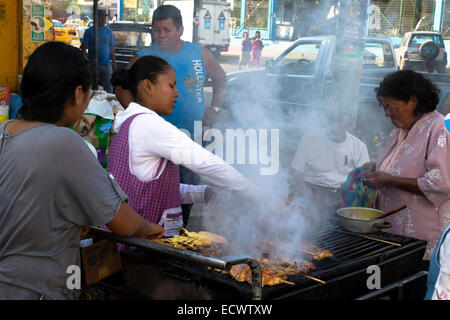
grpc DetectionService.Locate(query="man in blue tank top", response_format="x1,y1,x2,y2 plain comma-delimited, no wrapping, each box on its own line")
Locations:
123,5,226,136
117,5,227,227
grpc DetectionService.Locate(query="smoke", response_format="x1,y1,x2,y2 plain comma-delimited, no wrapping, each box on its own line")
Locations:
196,0,392,261
199,77,333,261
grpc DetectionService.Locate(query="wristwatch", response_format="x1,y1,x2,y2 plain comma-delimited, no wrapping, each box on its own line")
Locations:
211,105,221,113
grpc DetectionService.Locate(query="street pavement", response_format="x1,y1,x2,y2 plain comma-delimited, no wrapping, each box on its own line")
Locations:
215,37,294,73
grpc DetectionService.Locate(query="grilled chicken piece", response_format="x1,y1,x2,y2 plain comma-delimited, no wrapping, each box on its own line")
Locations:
151,229,229,256
299,242,333,260
198,231,228,244
259,257,315,275
230,264,289,287
257,239,333,261
297,260,316,273
262,270,287,286
230,264,250,282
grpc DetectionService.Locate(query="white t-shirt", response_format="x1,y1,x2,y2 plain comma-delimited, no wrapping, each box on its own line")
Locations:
291,131,370,188
432,232,450,300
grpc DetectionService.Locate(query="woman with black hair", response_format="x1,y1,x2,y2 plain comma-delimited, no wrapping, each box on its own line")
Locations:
0,42,164,300
362,70,450,260
109,55,259,245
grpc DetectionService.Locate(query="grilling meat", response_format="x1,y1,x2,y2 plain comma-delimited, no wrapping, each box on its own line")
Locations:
150,228,228,256
259,257,316,274
299,243,333,261
230,264,289,286
230,264,251,282
150,228,331,287
180,229,228,244
228,257,315,287
257,239,333,261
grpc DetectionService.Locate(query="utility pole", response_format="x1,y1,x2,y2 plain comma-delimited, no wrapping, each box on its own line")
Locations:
332,0,369,133
93,0,99,90
118,0,124,21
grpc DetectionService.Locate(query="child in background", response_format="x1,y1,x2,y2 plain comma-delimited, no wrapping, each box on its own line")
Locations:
250,31,264,68
238,32,251,70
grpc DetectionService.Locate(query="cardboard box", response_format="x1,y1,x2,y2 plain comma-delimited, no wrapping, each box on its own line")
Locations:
80,238,122,287
0,87,10,105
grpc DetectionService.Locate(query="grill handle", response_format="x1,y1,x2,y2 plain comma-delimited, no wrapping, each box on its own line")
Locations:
88,227,262,300
222,255,263,300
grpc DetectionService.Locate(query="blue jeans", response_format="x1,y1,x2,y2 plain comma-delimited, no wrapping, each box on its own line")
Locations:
98,64,113,93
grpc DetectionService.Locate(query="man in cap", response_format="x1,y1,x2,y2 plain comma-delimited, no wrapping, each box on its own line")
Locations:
81,9,116,93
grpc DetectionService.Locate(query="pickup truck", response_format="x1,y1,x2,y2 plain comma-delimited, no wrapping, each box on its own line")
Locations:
223,35,450,159
108,22,152,71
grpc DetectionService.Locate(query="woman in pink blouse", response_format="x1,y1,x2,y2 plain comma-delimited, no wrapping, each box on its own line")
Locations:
363,70,450,260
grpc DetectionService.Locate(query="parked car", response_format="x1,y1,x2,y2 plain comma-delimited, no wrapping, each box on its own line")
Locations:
395,31,447,73
107,22,152,70
64,18,83,37
224,35,450,159
223,36,400,159
51,20,72,45
77,20,93,42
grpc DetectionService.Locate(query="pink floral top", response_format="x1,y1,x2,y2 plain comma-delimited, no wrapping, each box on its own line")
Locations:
376,111,450,260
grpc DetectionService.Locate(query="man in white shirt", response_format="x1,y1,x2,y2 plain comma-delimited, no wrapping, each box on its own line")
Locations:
290,110,370,217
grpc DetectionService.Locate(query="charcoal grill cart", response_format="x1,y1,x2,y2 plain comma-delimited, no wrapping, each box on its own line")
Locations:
87,224,427,300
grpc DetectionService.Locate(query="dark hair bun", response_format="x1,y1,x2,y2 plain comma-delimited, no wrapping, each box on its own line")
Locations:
18,41,92,123
119,56,172,99
111,69,131,89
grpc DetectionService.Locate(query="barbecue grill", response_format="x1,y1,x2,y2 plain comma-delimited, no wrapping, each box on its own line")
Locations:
88,223,427,300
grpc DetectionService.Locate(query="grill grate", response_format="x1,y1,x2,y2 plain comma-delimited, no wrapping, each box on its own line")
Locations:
118,224,426,299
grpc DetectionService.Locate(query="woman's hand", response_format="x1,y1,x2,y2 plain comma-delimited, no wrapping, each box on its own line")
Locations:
81,226,91,239
363,171,393,189
361,162,376,172
143,222,165,240
204,186,217,203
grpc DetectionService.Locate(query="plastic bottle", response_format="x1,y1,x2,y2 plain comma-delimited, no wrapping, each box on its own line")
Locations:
0,104,9,123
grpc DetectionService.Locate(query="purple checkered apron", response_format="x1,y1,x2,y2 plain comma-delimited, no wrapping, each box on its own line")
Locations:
106,113,182,250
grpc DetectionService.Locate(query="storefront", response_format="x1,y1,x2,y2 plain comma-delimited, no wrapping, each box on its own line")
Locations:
273,0,334,40
367,0,435,37
436,0,450,40
230,0,338,40
229,0,450,41
230,0,275,39
69,0,450,42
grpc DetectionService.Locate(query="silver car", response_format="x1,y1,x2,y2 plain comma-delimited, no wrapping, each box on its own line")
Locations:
396,31,447,73
77,20,93,41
